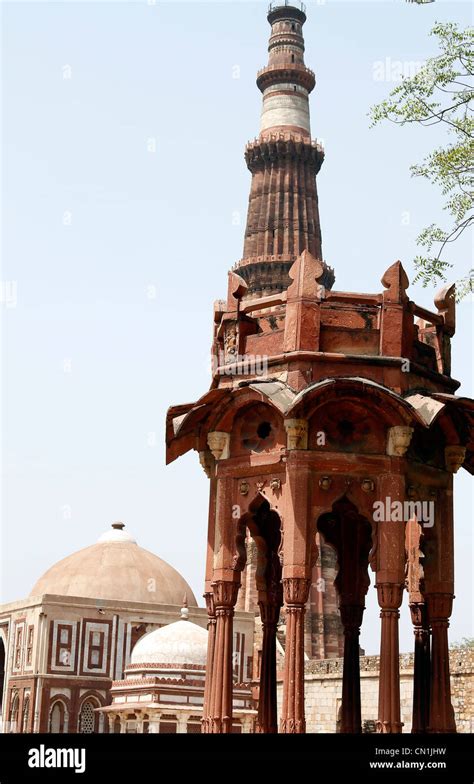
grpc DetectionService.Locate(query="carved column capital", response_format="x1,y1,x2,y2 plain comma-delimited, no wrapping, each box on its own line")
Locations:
376,583,404,611
444,445,466,474
387,426,414,457
282,577,310,606
284,419,308,450
409,602,427,631
426,593,453,624
207,431,230,461
258,602,281,628
212,580,240,611
339,603,364,633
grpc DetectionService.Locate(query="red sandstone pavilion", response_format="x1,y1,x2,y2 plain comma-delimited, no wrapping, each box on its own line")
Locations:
166,3,474,734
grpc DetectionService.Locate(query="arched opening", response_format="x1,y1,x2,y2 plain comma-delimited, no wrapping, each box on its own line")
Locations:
243,497,283,734
78,698,98,734
9,692,19,733
317,496,372,734
49,700,68,733
21,696,30,733
187,716,201,734
125,712,137,733
159,714,177,733
113,716,121,734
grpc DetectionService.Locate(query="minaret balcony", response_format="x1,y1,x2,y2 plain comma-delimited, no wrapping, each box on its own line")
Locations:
257,63,315,93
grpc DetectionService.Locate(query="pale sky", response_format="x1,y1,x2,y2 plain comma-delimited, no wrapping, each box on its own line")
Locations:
1,0,472,654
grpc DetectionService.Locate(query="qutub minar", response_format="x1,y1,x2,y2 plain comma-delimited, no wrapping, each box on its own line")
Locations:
166,3,473,734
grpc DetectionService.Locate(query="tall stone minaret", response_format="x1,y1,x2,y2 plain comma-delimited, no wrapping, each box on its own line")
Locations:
235,2,335,297
234,4,343,660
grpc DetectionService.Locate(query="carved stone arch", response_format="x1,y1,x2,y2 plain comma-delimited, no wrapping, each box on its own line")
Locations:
208,387,285,435
314,486,377,574
234,493,283,592
316,494,372,601
289,378,426,429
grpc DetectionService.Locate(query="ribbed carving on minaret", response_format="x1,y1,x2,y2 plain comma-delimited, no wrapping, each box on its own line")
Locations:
235,2,334,297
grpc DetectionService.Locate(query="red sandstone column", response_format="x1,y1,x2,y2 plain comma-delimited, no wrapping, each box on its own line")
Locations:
339,603,364,733
256,598,280,734
200,450,217,732
209,580,240,734
410,602,430,733
376,583,403,733
202,592,216,733
279,578,310,734
375,471,406,734
427,593,456,733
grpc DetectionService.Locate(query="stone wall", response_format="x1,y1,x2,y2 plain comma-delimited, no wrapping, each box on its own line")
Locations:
277,646,473,733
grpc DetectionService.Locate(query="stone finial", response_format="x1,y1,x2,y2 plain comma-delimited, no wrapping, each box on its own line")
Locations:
381,260,409,304
226,271,248,311
444,445,466,473
207,431,230,461
387,425,414,457
180,594,189,620
284,419,308,450
434,283,456,337
287,250,324,299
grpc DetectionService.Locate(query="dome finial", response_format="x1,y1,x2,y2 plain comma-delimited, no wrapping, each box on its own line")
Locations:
112,521,125,530
180,594,189,620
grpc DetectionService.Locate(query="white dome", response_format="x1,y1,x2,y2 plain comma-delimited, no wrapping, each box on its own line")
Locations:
131,618,208,667
97,523,136,543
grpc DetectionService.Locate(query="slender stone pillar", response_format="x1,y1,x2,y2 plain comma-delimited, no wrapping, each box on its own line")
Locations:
427,593,456,733
279,577,310,734
410,602,430,733
201,592,216,733
208,580,239,734
256,598,280,734
376,583,403,733
339,603,364,733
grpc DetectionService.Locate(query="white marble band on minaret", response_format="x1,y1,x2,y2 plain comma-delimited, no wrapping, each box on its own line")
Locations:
260,86,310,135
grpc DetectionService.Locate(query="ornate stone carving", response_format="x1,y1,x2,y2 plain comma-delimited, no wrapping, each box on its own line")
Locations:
199,450,214,478
283,577,310,606
444,445,466,473
207,431,230,461
284,419,308,450
270,477,281,491
223,323,238,364
376,583,404,610
387,426,414,457
212,580,240,609
239,480,249,496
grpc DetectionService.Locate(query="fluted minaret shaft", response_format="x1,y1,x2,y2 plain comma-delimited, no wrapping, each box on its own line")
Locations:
235,3,334,297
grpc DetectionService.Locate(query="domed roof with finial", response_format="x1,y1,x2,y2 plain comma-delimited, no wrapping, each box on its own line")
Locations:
30,523,197,606
130,598,208,668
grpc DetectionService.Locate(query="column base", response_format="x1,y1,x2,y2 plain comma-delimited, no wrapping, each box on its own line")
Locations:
376,720,404,734
279,718,306,734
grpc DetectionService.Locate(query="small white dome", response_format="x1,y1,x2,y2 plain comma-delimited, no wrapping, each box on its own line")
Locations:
131,619,208,667
97,523,136,543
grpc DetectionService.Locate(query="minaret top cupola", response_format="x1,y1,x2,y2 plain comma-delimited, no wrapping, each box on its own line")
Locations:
235,2,335,296
258,2,315,139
